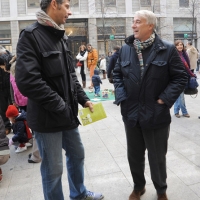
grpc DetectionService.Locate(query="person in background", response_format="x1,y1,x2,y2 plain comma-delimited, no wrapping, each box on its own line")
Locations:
106,51,112,72
113,10,187,200
186,41,198,73
0,115,10,183
196,49,200,72
76,45,88,88
174,40,195,118
0,51,12,135
15,0,103,200
99,55,106,79
87,44,98,89
107,45,120,83
28,137,41,163
9,56,28,112
92,69,102,97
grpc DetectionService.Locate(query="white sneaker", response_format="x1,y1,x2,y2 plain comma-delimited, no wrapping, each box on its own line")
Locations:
15,146,27,153
25,143,32,147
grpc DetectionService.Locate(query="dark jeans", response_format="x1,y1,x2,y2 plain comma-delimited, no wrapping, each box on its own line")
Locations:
125,123,169,194
0,89,12,129
80,64,86,82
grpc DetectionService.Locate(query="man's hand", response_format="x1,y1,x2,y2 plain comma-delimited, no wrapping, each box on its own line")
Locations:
157,99,164,104
84,101,94,112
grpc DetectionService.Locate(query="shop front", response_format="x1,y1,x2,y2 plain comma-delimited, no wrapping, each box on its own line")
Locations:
97,18,126,55
0,21,12,52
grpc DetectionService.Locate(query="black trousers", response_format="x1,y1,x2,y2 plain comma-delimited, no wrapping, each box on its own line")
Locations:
125,123,169,194
80,64,86,81
0,89,12,129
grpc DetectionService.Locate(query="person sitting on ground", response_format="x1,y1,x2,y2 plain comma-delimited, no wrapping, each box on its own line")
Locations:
99,55,107,79
6,105,31,153
92,69,102,97
0,115,10,183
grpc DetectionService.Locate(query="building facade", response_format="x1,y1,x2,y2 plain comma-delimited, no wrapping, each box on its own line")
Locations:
0,0,199,57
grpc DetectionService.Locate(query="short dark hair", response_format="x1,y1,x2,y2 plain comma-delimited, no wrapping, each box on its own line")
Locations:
113,45,120,51
188,41,192,45
40,0,65,12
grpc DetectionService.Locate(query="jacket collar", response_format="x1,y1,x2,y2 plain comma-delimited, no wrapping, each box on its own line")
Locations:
125,33,167,53
39,23,66,39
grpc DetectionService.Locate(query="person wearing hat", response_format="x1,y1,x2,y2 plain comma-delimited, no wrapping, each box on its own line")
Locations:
6,105,30,153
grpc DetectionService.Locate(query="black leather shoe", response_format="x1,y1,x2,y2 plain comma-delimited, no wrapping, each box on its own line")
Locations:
28,158,37,163
28,153,32,159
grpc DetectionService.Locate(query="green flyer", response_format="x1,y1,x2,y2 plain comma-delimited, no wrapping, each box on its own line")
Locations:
78,102,107,126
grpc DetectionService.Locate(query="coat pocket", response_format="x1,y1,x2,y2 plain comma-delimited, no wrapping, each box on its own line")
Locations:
42,51,64,77
151,61,167,79
44,104,73,128
120,61,131,77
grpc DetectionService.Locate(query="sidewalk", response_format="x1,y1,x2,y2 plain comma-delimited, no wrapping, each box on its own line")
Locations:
0,69,200,200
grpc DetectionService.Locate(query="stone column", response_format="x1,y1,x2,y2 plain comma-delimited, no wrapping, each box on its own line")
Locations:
9,0,19,54
88,18,98,49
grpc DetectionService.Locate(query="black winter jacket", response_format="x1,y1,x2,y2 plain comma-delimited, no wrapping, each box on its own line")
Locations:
16,22,90,132
113,34,188,129
12,110,28,143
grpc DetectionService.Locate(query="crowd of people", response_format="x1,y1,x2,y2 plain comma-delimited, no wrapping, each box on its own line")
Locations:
0,1,200,200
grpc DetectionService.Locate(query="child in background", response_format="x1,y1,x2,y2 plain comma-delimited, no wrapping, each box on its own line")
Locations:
92,69,102,97
6,105,31,153
0,115,10,182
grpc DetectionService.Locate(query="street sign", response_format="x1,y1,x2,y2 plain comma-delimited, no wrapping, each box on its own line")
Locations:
110,35,114,40
184,34,188,39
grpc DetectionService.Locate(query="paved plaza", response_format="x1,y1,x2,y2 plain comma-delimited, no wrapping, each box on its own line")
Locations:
1,70,200,200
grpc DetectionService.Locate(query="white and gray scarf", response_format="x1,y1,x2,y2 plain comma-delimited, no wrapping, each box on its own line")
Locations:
36,10,64,30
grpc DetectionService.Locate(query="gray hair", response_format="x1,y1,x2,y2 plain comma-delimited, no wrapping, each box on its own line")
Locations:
135,10,157,31
40,0,65,12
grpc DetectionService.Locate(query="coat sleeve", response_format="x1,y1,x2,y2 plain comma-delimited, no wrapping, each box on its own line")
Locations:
15,30,66,113
92,49,98,65
107,56,114,78
113,49,127,105
159,47,188,107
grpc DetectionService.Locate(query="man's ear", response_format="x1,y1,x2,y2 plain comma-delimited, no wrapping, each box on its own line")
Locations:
50,0,58,10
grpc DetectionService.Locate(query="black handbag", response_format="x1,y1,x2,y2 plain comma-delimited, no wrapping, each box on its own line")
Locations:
184,88,198,95
184,76,198,96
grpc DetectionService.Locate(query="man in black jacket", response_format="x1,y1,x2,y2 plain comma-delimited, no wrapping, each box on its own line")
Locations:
15,1,103,200
107,45,120,83
113,10,187,200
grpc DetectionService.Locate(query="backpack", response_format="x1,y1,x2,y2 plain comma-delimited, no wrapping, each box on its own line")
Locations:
23,120,32,140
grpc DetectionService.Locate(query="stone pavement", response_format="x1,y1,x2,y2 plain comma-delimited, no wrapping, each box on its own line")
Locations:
1,69,200,200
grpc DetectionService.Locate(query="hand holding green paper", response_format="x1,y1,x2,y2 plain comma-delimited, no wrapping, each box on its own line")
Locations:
79,103,107,126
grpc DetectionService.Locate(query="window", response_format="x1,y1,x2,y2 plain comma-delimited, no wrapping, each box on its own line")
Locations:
140,0,151,6
174,18,195,32
0,0,1,17
27,0,40,9
179,0,189,7
70,0,79,13
0,22,11,38
106,0,116,7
